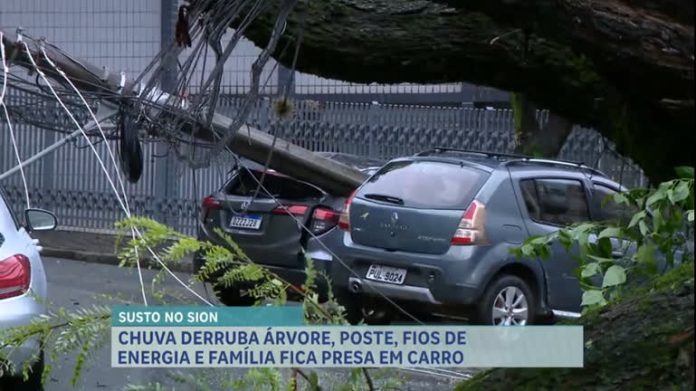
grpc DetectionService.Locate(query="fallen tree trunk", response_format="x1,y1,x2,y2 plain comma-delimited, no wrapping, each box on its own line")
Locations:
456,262,695,390
196,0,694,183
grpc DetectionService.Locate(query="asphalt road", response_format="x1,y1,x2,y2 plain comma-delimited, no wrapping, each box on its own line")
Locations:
41,257,473,391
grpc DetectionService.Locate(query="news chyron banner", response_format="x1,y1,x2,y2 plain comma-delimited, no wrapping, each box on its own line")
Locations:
111,306,583,368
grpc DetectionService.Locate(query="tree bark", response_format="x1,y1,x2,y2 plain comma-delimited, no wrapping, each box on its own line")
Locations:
443,0,694,104
188,0,694,183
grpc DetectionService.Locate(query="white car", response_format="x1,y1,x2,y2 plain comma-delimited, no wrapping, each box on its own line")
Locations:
0,187,56,391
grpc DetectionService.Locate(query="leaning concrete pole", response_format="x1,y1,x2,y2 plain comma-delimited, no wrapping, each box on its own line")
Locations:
1,30,367,196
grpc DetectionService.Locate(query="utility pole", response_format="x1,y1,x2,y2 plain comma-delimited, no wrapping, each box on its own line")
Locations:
155,0,182,226
1,30,366,196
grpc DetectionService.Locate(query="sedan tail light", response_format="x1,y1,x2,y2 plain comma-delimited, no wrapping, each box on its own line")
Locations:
309,207,340,235
271,205,308,216
201,195,222,219
0,254,31,300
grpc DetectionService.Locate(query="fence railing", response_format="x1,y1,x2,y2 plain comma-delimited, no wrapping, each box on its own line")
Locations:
1,92,647,235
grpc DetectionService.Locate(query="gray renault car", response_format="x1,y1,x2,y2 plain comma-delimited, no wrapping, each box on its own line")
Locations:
331,148,632,325
193,152,383,305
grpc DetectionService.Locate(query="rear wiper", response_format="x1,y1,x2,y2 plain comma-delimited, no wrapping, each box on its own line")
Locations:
364,193,404,205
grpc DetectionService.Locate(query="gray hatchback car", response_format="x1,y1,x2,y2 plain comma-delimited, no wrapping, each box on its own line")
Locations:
331,149,631,325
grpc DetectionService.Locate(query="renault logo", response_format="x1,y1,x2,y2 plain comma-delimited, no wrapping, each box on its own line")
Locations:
390,212,399,224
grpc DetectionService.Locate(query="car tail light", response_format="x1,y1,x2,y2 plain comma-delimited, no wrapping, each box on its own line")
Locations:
310,207,340,235
338,191,357,231
271,205,308,216
0,254,31,300
202,195,221,210
201,195,222,219
451,200,487,245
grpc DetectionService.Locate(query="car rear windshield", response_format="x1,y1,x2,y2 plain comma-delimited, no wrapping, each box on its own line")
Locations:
225,169,324,200
359,160,487,209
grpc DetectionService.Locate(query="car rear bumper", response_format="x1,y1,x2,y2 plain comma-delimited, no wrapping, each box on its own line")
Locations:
0,294,45,376
334,265,481,306
347,277,442,304
330,235,489,307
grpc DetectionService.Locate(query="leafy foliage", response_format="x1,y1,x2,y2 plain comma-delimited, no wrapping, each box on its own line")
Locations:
511,168,694,311
456,261,694,390
0,305,111,386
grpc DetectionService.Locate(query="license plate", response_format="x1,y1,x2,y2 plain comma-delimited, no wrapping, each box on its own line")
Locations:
365,264,407,285
229,215,262,230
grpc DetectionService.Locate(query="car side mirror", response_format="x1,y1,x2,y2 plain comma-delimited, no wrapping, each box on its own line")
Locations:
24,208,58,232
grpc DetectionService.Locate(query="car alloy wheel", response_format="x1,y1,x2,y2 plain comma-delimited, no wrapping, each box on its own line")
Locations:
491,286,529,326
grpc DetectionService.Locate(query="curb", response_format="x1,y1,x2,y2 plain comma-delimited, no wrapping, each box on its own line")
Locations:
41,247,194,274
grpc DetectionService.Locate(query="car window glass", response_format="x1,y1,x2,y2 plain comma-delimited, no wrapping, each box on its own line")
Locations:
520,180,541,220
521,178,589,226
592,184,635,224
361,161,487,209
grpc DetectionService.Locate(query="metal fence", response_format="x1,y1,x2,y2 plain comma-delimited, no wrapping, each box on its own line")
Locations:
1,92,647,236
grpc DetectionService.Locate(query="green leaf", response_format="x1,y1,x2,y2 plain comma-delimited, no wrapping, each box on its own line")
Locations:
581,262,601,278
581,290,606,306
309,371,320,391
628,211,646,228
602,265,627,288
688,210,694,222
635,243,657,265
638,220,649,236
587,255,616,264
520,243,534,257
597,237,613,257
612,192,629,205
675,166,694,179
646,191,665,209
558,229,573,250
670,181,691,203
598,227,623,239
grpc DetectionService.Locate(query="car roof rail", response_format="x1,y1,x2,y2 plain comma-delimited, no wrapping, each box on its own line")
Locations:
503,158,608,177
414,148,528,160
415,148,609,177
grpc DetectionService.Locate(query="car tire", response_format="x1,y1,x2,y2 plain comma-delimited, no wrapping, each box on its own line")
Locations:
214,285,256,307
1,350,44,391
474,275,537,326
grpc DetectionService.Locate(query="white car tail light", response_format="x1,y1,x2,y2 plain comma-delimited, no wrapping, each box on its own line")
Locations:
0,254,31,299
